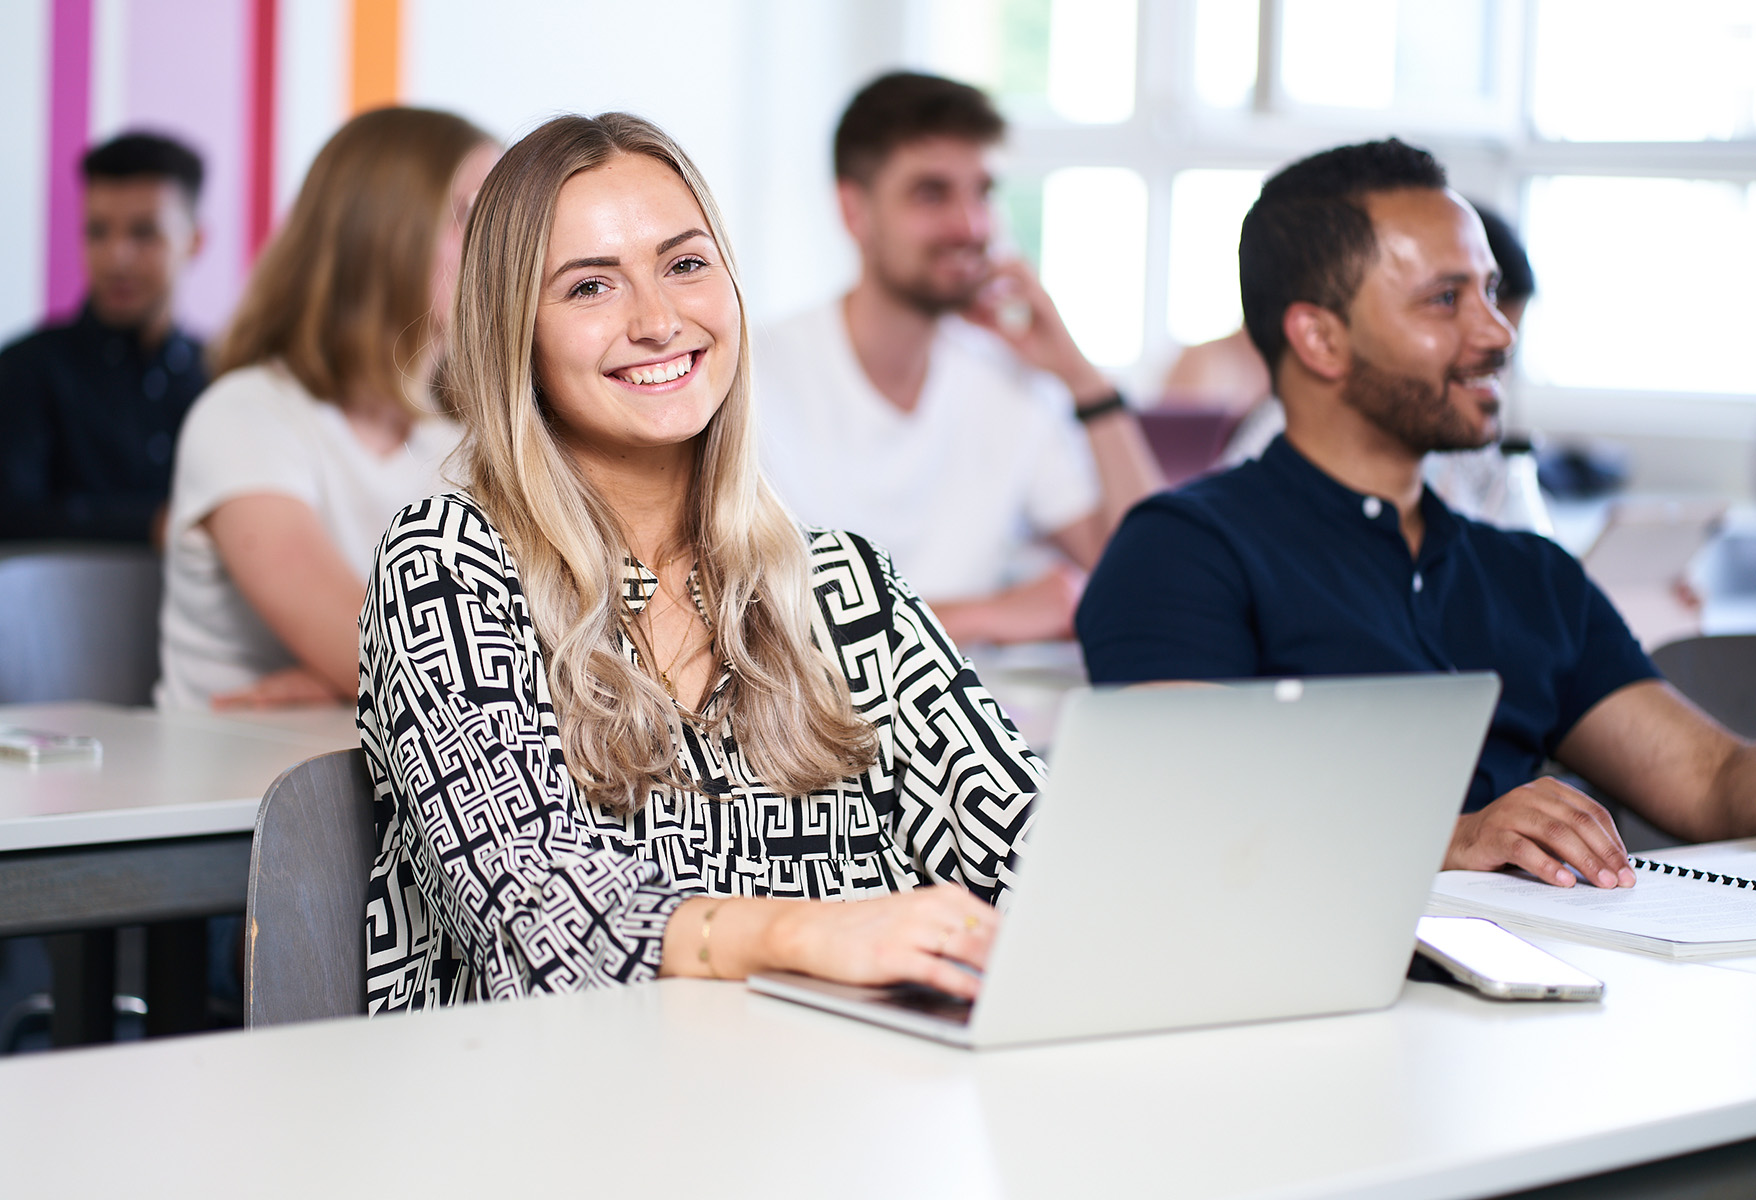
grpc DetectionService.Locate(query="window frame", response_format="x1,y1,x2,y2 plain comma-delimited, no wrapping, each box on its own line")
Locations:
909,0,1756,432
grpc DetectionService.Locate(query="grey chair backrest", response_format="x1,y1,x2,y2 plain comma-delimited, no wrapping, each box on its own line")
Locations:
0,543,163,704
244,749,376,1027
1651,634,1756,739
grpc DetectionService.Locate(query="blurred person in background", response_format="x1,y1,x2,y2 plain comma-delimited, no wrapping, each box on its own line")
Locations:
1159,327,1269,414
757,72,1160,647
0,132,206,545
155,107,498,710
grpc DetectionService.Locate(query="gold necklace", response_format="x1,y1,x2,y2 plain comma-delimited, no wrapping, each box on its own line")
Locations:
627,548,705,701
648,622,709,699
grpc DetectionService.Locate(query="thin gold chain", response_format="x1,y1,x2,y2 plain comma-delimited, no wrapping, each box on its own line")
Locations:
624,548,709,702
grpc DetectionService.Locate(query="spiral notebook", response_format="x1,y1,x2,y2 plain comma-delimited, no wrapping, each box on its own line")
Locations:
1428,839,1756,959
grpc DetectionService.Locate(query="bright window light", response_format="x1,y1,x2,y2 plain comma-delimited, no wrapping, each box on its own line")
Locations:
1393,0,1495,106
1041,167,1148,367
921,0,1004,92
1520,176,1756,395
1531,0,1756,141
1166,168,1264,346
1193,0,1259,109
1046,0,1136,123
1280,0,1398,109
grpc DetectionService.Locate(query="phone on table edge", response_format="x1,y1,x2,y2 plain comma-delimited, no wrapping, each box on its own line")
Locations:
1414,915,1604,1002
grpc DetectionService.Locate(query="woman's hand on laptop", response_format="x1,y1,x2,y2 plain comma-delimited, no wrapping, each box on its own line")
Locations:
1444,777,1638,889
769,886,998,1000
663,887,999,1000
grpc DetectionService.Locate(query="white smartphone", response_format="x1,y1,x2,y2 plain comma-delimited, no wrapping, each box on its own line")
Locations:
0,726,102,764
1414,916,1604,1001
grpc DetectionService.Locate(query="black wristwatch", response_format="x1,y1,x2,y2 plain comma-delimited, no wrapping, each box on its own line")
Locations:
1074,390,1128,423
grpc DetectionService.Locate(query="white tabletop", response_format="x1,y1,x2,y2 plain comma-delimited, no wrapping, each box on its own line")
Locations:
3,938,1754,1199
0,702,358,852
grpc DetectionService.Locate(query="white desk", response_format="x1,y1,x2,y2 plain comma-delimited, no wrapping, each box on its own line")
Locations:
3,940,1754,1198
0,702,358,852
0,702,357,1040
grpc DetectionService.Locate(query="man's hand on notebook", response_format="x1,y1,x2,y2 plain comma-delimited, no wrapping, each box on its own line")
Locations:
1445,777,1640,890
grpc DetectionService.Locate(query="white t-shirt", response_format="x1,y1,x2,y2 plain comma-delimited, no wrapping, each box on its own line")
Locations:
156,363,461,709
755,299,1099,601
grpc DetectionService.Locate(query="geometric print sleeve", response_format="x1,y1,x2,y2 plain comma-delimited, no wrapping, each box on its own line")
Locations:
358,495,683,1012
807,530,1041,908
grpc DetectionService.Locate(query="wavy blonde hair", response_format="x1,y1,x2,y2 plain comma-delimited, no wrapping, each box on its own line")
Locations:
212,107,490,414
450,112,877,809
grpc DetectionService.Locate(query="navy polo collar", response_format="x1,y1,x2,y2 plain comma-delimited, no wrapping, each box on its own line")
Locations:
72,300,196,362
1259,434,1460,562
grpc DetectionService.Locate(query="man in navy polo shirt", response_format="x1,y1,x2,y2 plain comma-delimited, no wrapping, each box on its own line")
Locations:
0,131,207,545
1077,138,1756,888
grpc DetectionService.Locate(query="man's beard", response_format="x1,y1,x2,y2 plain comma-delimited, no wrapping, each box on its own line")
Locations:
1340,349,1505,455
874,243,987,316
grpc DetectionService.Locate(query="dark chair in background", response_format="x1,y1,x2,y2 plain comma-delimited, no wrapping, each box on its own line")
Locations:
244,750,376,1027
0,543,162,705
0,543,163,1051
1136,408,1248,491
1651,634,1756,739
1596,633,1756,855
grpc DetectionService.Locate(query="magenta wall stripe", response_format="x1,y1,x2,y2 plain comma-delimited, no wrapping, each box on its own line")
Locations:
45,0,92,322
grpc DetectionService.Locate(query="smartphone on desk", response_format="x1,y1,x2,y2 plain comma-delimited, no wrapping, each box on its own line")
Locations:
1415,916,1604,1001
0,727,102,764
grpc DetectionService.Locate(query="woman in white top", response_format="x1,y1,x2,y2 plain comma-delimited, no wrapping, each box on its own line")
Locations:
158,108,499,709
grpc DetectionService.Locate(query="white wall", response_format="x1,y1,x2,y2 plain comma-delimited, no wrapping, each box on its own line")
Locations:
400,0,886,326
0,0,904,347
0,0,49,344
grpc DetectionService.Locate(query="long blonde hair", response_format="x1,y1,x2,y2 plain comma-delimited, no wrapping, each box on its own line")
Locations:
212,106,490,414
451,112,877,809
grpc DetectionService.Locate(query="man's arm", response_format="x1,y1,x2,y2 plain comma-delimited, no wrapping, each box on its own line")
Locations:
964,259,1162,550
927,564,1084,647
1443,680,1756,888
1559,679,1756,842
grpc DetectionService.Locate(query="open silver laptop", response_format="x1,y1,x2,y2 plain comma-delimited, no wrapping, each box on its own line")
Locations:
749,673,1500,1049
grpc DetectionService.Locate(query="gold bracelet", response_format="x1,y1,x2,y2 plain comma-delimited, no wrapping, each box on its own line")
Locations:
697,900,725,979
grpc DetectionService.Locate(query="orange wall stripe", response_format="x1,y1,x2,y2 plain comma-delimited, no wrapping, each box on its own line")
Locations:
349,0,400,113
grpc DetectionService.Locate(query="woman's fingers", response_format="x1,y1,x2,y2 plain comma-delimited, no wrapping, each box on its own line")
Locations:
782,886,1001,995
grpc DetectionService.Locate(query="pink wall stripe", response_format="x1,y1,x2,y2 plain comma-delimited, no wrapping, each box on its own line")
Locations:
124,0,250,337
247,0,278,260
45,0,92,322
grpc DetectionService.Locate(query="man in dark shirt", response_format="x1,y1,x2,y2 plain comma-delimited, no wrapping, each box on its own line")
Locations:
0,131,208,544
1078,138,1756,888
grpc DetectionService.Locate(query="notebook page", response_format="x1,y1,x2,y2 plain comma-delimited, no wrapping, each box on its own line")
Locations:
1432,869,1756,944
1638,838,1756,882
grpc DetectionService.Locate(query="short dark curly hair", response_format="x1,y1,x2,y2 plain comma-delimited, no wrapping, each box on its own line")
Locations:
833,71,1005,185
1239,138,1446,379
81,130,204,205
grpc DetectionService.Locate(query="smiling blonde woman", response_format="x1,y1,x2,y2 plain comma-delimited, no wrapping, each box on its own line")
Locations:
357,113,1041,1012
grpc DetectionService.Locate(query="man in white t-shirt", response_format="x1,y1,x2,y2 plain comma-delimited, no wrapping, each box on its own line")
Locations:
758,72,1160,645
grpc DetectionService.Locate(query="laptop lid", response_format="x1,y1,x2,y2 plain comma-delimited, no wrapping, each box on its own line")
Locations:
752,673,1500,1048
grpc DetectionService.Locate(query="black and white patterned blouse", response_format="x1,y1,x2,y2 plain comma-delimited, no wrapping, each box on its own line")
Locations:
357,492,1041,1013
